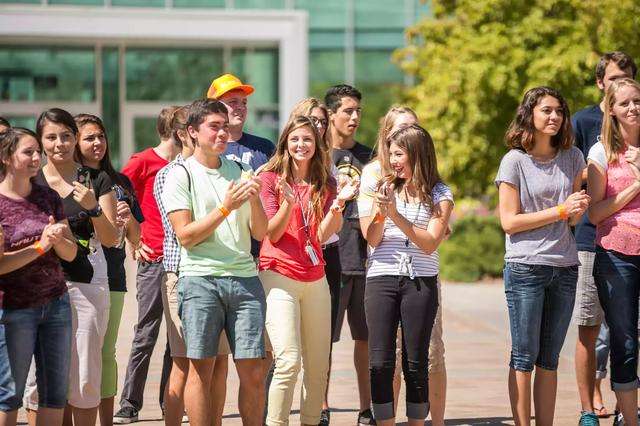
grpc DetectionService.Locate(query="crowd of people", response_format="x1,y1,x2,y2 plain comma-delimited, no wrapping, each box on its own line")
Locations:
0,50,638,426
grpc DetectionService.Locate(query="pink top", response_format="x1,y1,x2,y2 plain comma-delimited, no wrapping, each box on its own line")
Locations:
595,151,640,255
258,171,336,282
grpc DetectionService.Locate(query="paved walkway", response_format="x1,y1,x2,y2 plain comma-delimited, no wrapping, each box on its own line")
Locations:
22,273,618,425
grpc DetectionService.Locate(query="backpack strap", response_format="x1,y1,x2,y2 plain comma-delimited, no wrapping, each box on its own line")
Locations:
176,163,192,193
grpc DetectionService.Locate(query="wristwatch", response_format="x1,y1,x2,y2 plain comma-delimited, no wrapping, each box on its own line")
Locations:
330,201,345,214
87,205,103,218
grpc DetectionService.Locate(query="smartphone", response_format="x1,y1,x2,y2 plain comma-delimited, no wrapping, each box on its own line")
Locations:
113,185,129,203
77,166,91,187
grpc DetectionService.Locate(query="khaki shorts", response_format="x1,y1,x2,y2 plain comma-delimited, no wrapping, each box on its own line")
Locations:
395,279,445,375
163,272,230,357
573,251,603,327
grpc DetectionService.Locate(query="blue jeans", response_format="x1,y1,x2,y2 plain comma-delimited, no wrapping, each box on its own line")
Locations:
504,263,578,372
178,275,266,360
0,293,72,411
594,247,640,391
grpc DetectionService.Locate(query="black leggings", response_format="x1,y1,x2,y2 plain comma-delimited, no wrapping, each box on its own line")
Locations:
365,275,438,421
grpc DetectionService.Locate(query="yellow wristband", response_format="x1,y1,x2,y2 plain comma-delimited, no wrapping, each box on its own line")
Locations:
557,204,569,220
218,205,230,218
33,240,46,256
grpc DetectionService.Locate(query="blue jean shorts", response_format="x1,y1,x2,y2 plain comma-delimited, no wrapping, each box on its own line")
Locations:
0,293,72,411
504,262,578,372
178,275,266,360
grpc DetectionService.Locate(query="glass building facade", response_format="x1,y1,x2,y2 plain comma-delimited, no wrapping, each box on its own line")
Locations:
0,0,428,166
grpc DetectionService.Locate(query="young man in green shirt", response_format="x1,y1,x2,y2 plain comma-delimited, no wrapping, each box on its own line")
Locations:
163,99,268,426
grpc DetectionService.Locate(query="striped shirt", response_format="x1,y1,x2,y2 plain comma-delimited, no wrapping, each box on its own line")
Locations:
366,182,453,278
154,154,184,274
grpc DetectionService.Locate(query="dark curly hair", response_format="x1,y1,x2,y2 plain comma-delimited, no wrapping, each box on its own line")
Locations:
505,86,573,152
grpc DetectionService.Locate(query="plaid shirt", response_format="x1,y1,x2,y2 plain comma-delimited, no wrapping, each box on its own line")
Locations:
153,154,184,273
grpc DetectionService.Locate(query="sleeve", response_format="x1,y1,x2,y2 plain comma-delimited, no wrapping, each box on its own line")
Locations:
587,143,608,171
572,146,586,176
322,177,338,216
357,162,380,217
121,154,145,202
432,182,454,205
494,151,521,189
94,171,114,198
162,166,192,214
258,172,280,219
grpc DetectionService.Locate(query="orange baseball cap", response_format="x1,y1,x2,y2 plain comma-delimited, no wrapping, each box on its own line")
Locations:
206,73,255,99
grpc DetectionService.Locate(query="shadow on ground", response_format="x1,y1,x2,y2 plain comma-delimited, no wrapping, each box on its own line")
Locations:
397,417,514,425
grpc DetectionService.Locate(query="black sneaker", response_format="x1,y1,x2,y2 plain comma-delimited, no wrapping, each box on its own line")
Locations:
612,410,624,426
358,408,376,426
319,409,330,426
113,407,139,424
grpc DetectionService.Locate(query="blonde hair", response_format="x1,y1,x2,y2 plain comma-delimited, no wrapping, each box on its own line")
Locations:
289,98,328,121
260,115,332,223
601,78,640,163
374,106,418,173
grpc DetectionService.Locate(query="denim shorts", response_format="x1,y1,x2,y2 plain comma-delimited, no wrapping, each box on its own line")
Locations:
593,247,640,391
504,262,578,372
0,293,72,411
178,275,266,360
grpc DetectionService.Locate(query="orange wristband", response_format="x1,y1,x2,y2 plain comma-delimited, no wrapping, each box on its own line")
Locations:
373,212,385,223
218,205,231,218
556,204,569,220
33,240,46,256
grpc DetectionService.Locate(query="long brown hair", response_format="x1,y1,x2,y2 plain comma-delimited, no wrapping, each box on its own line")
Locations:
601,78,640,163
260,115,331,223
74,114,127,190
373,106,417,171
384,124,441,210
505,86,573,152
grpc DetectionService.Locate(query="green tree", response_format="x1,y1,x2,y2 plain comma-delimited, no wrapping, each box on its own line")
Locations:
395,0,640,199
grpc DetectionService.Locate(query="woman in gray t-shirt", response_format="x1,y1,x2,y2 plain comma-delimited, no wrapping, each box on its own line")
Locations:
495,86,589,426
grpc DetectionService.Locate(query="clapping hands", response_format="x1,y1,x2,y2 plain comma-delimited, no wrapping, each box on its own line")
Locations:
39,216,70,252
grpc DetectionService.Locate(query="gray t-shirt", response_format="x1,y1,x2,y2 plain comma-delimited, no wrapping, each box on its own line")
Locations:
495,147,585,266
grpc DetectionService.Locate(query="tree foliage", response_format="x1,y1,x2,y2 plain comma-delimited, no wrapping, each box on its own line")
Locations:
395,0,640,198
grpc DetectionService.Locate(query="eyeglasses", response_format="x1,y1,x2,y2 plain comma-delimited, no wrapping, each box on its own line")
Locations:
310,116,328,128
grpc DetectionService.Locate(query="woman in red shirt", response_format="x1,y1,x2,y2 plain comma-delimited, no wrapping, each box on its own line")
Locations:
258,115,357,426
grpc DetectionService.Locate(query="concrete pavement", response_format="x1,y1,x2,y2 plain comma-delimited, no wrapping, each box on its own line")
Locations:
105,280,616,425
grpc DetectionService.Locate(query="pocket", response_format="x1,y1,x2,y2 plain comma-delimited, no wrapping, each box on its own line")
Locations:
507,262,538,274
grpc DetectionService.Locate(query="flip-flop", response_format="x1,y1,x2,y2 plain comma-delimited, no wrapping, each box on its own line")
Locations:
593,406,609,418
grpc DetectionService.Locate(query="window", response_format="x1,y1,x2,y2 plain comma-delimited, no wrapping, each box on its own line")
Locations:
229,48,279,142
173,0,225,7
233,0,285,8
125,48,223,101
49,0,103,5
309,49,345,99
295,0,347,30
111,0,164,6
0,46,95,102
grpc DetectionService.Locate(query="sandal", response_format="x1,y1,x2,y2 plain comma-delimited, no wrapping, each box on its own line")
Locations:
593,406,610,418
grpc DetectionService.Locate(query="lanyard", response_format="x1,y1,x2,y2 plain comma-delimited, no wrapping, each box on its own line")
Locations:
402,189,422,247
293,185,313,242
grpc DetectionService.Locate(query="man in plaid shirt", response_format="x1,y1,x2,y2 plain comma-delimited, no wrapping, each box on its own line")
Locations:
153,105,230,425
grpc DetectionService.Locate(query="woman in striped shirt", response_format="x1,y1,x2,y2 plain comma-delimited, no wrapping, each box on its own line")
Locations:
359,124,453,426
